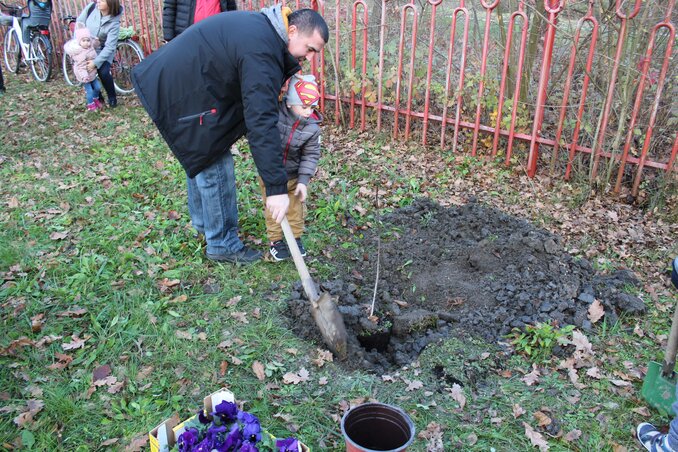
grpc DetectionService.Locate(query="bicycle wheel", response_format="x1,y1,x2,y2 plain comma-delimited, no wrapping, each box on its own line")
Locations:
3,28,20,73
111,39,143,95
29,34,52,82
62,52,80,86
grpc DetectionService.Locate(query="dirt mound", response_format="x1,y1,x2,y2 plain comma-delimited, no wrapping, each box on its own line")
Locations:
284,198,645,373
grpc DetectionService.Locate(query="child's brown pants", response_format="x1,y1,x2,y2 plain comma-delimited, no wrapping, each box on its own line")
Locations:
258,177,305,242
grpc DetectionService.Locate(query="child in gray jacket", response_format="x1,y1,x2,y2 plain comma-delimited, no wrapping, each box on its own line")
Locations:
259,74,323,261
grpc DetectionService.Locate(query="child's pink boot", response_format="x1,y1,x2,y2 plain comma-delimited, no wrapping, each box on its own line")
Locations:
93,98,103,109
87,102,98,111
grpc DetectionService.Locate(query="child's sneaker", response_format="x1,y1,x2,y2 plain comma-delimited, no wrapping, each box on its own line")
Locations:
86,102,97,111
93,98,103,109
295,237,306,257
269,240,290,261
637,423,676,451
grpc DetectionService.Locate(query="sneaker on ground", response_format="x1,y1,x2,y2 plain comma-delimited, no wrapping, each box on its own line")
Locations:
270,240,290,261
86,102,97,111
637,423,677,452
295,237,306,257
206,246,261,264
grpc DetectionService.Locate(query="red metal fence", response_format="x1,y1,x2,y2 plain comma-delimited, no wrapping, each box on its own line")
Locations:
5,0,677,194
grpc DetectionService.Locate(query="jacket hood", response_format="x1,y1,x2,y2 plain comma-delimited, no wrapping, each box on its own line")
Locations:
261,3,288,44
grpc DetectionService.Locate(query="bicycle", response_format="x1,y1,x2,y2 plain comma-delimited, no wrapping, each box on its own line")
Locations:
60,14,143,95
0,0,53,82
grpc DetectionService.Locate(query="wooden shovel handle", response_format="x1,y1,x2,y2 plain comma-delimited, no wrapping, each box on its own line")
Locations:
281,217,319,303
662,299,678,377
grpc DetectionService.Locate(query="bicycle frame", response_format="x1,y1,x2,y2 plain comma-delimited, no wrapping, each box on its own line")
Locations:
6,12,49,63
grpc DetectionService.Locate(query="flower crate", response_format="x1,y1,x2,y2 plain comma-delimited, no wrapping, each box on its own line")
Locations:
149,388,309,452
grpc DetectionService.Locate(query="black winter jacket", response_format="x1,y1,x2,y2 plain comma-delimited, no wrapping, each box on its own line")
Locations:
132,11,301,196
162,0,236,41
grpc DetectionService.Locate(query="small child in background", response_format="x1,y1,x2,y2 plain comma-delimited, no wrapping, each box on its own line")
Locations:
260,74,323,261
64,24,101,111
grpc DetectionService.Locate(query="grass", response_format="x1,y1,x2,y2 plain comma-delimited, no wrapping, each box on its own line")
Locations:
1,74,677,451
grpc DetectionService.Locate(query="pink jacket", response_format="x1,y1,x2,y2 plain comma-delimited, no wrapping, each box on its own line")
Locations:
64,38,99,83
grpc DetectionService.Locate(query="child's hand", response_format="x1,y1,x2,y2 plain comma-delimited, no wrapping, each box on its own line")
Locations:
86,61,96,72
294,183,308,202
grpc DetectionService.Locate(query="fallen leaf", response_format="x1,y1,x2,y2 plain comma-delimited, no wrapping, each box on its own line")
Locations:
57,308,87,318
522,366,541,386
230,312,248,324
30,314,44,333
13,400,44,427
610,379,632,387
533,411,552,427
466,432,478,446
632,407,651,417
312,349,333,367
588,299,605,324
8,197,19,208
219,361,228,376
586,367,603,379
513,404,526,418
125,434,148,452
523,422,549,451
175,330,192,340
318,377,328,385
101,438,119,446
563,429,582,442
417,421,443,451
49,231,68,240
170,295,188,303
61,335,86,351
252,361,266,381
226,296,242,307
405,380,424,391
447,384,466,409
252,307,261,319
93,364,112,382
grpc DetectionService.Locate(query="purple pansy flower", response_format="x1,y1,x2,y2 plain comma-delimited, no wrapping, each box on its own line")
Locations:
213,400,239,424
215,422,242,451
193,437,212,452
240,414,261,443
276,437,299,452
177,428,200,452
240,441,259,452
198,409,211,425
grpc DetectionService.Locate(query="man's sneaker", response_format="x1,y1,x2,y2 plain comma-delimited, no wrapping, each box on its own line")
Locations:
295,238,306,257
206,246,261,264
637,423,676,452
270,240,290,261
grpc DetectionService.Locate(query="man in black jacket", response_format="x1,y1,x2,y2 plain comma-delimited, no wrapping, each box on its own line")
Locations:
132,6,328,264
162,0,237,42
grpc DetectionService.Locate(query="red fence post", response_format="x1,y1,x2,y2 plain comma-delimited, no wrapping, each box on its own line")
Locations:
421,0,443,146
470,0,500,156
491,1,528,161
589,0,642,180
440,1,468,153
526,0,563,177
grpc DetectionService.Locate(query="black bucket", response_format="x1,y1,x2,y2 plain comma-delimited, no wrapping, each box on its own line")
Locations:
341,402,415,452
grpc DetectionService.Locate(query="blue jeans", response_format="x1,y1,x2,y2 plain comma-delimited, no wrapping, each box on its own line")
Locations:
186,151,243,255
83,79,101,104
96,61,116,103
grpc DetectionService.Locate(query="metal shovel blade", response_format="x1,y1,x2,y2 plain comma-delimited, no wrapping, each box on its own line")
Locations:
311,292,348,360
641,361,676,416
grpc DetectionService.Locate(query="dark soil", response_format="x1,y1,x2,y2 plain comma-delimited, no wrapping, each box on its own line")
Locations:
283,198,646,374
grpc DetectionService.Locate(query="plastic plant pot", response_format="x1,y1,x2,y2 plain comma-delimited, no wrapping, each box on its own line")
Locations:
340,402,415,452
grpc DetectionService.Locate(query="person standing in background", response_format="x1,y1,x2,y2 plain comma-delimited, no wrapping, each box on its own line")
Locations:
162,0,236,42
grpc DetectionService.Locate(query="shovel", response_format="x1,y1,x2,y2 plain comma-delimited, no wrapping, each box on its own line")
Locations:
281,217,348,360
641,258,678,416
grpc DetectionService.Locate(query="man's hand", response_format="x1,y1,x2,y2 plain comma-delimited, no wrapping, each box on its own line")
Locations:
294,183,307,202
266,194,289,224
86,61,96,72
